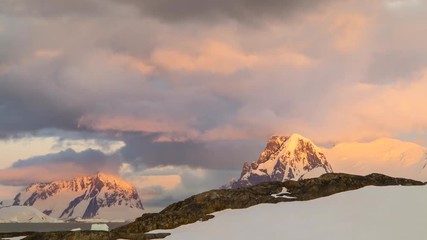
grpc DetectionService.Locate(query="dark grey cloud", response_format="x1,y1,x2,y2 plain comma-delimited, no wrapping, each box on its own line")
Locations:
0,80,83,136
0,0,330,24
367,50,427,84
120,0,330,24
0,149,122,186
0,0,109,18
120,133,263,170
11,148,118,168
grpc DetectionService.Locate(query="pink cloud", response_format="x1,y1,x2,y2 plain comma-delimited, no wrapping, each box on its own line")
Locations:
0,163,100,186
151,41,257,74
78,115,196,134
280,69,427,144
109,53,153,74
34,49,62,58
329,13,370,52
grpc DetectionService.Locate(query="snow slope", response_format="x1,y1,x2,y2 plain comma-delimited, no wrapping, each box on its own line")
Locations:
151,185,427,240
323,138,427,181
0,206,60,223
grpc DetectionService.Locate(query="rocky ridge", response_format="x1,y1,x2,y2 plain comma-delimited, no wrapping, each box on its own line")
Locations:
11,172,143,220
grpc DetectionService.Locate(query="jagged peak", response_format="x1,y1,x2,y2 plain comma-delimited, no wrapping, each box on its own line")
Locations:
269,133,314,143
25,172,135,193
267,133,318,150
94,172,135,190
232,133,332,188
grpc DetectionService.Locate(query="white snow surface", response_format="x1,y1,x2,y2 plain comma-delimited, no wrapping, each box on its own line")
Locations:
323,138,427,181
0,206,60,223
150,185,427,240
1,237,26,240
90,223,109,231
271,187,295,199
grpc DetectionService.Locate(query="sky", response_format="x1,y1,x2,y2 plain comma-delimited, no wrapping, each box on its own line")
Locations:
1,0,427,210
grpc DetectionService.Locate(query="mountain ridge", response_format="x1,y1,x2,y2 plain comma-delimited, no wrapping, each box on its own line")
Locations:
11,172,144,221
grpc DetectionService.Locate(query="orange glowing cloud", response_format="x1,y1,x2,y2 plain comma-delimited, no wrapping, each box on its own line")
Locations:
34,49,62,58
151,41,312,74
0,163,102,186
110,53,153,74
78,115,198,136
152,41,257,74
281,69,427,144
131,175,182,191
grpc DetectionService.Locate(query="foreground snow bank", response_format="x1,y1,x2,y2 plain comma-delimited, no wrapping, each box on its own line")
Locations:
151,185,427,240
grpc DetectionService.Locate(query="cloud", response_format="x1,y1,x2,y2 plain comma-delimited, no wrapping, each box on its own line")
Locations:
0,149,122,186
119,164,239,211
34,49,62,58
0,0,111,18
0,185,23,200
120,0,331,24
367,50,427,84
78,115,197,135
329,13,369,52
119,133,263,170
279,69,427,144
151,41,257,74
0,135,124,168
2,0,427,209
109,53,153,74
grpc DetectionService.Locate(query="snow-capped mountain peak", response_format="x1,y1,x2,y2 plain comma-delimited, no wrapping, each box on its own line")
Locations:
12,172,144,221
229,133,333,188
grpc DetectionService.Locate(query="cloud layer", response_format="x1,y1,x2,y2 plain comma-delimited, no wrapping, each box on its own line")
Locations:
2,0,427,209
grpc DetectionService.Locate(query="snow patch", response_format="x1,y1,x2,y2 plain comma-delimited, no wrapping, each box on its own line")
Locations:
271,187,296,199
90,223,109,231
1,237,26,240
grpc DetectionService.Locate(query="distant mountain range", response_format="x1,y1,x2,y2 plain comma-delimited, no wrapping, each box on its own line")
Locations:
0,206,60,223
9,172,144,221
227,134,427,188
